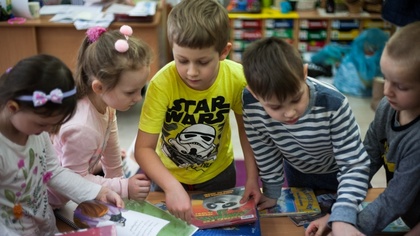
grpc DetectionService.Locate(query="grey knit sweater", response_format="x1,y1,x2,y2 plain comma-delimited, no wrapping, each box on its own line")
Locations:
357,97,420,235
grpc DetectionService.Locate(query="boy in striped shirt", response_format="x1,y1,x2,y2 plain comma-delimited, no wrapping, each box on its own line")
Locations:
240,37,370,235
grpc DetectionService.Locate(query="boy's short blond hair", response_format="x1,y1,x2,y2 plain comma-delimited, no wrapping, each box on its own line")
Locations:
385,21,420,77
167,0,230,54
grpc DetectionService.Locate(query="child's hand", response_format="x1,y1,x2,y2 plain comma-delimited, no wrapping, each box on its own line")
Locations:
256,195,277,210
165,187,192,224
128,173,151,201
240,180,261,205
96,187,124,208
331,222,365,236
406,221,420,236
305,214,331,236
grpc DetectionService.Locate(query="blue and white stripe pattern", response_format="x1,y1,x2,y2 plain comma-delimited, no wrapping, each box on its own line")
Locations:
242,77,370,225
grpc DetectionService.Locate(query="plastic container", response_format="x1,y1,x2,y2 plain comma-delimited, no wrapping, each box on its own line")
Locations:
297,0,317,11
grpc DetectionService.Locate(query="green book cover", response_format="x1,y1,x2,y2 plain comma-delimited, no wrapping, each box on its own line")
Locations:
124,199,198,236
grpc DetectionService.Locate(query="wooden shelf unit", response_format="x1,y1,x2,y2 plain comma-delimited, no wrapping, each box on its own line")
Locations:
0,2,167,81
228,8,393,62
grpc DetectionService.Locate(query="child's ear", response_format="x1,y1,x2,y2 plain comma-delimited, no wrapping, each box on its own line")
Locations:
92,79,104,95
219,42,232,60
6,101,20,113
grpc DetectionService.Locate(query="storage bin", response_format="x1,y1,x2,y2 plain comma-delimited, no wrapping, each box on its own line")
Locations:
296,0,317,11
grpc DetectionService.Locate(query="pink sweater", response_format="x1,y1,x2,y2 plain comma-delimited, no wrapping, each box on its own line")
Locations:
49,97,128,207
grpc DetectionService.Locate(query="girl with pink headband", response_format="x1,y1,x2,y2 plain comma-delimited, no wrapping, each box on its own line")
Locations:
0,54,123,235
49,25,154,207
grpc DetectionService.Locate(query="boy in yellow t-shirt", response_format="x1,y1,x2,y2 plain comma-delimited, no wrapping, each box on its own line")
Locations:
134,0,257,224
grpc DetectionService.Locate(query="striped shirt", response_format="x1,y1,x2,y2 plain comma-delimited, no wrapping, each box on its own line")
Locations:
242,77,370,225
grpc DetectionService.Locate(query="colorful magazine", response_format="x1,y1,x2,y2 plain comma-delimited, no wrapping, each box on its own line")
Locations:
359,202,410,233
154,200,261,235
190,186,258,229
288,212,326,227
55,224,117,235
258,187,321,217
316,193,337,214
193,213,261,236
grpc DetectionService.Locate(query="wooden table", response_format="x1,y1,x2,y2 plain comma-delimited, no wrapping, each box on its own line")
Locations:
57,188,405,235
0,2,168,80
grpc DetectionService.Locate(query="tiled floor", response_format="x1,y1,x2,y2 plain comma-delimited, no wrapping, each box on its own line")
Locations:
117,87,387,188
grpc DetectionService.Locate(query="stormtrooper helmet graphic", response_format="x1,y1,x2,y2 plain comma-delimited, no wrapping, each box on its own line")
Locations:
170,124,216,158
203,195,244,212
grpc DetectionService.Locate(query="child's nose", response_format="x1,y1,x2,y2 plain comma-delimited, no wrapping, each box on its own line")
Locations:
284,109,296,118
187,65,199,76
383,81,392,97
134,93,142,103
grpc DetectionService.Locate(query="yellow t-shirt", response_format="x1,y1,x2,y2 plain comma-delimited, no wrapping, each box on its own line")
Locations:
139,60,246,184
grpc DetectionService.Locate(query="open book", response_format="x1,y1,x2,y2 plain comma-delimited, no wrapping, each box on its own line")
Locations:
54,199,198,236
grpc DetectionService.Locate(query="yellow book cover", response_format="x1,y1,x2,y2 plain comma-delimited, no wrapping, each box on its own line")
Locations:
259,187,321,217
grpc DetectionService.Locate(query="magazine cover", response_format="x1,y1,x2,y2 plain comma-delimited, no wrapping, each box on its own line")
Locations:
359,202,410,233
190,186,258,229
193,212,261,236
288,212,326,227
55,224,117,236
258,187,321,217
65,199,197,236
154,200,261,235
316,193,337,214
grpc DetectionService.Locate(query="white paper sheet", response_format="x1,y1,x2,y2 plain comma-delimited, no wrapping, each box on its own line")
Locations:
11,0,33,19
129,1,156,16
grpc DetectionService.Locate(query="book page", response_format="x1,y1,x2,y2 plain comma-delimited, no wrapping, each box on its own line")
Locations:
96,210,169,235
124,200,198,236
74,200,170,236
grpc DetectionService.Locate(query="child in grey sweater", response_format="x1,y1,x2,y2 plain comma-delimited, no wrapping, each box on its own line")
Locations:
306,21,420,236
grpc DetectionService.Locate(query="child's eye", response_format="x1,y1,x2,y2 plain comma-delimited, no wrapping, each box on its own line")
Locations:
199,61,209,65
391,81,408,91
291,94,302,103
126,91,137,95
269,105,281,110
291,97,301,103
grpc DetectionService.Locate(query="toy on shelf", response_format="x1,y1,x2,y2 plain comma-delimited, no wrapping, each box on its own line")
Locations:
226,0,261,13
